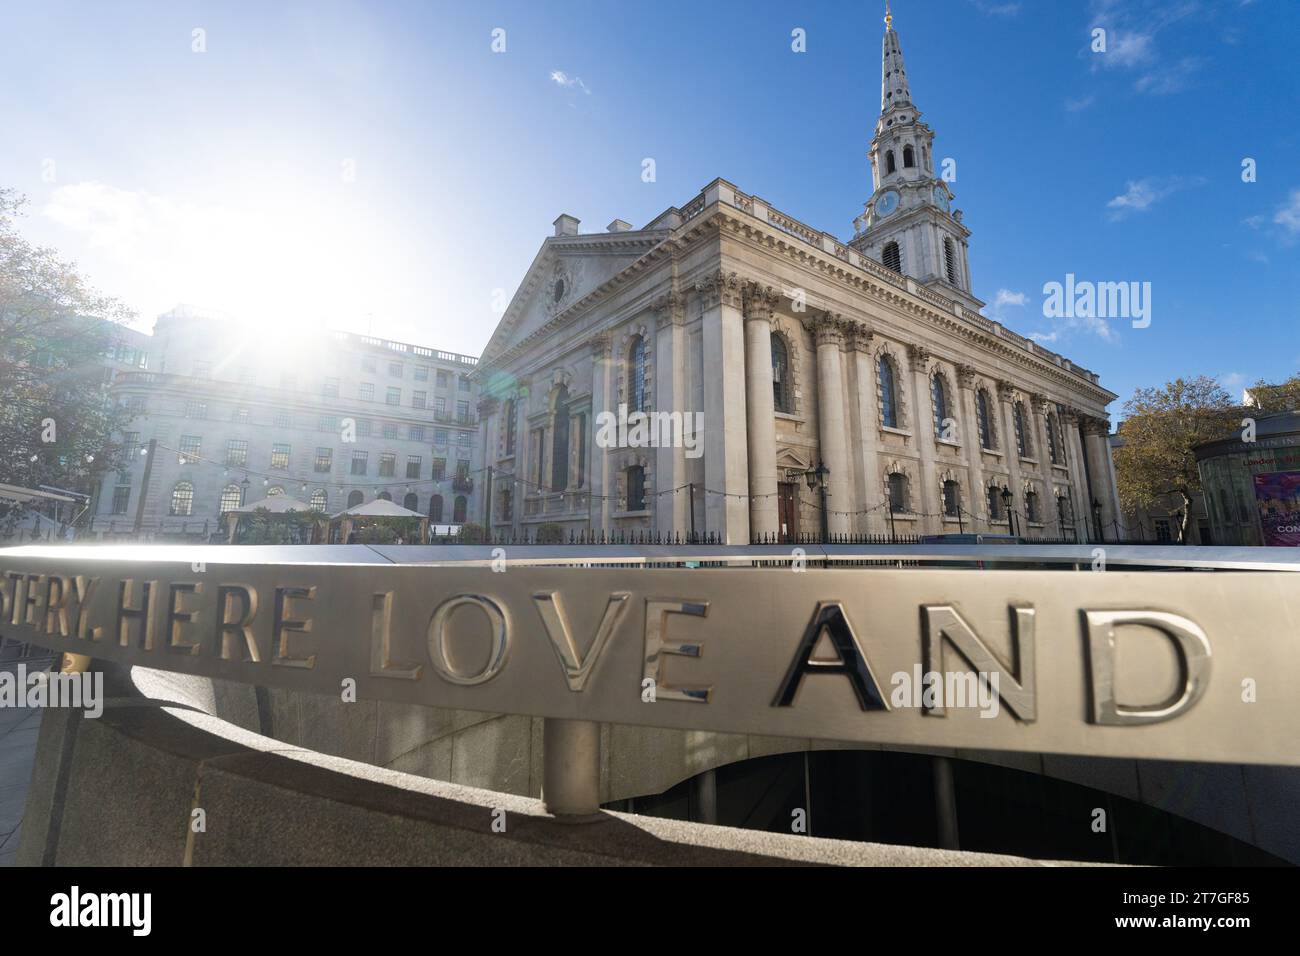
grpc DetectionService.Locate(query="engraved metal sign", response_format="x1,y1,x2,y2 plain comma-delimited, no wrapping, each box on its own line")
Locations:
1,544,1297,766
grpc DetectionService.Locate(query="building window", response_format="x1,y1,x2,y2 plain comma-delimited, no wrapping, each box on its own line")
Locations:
885,150,896,174
310,489,328,512
359,382,374,401
414,365,429,381
433,428,448,446
406,456,422,479
383,421,399,439
888,472,909,513
225,439,248,467
882,241,901,273
322,377,340,398
943,238,958,285
270,443,290,470
931,373,950,440
500,488,513,521
347,490,364,508
629,336,647,412
772,334,792,414
388,362,403,378
457,431,470,448
351,451,368,475
232,406,249,424
169,481,194,516
504,399,517,456
1154,518,1172,543
318,415,338,433
943,480,961,518
184,400,207,419
378,490,392,502
314,447,333,473
412,390,426,409
551,387,569,491
1057,495,1073,527
1026,490,1041,524
878,355,899,428
274,410,291,429
457,400,470,423
409,424,425,442
111,486,131,514
988,485,1004,521
1047,412,1062,465
976,389,995,450
575,413,587,488
903,144,915,168
458,376,470,392
435,397,447,417
179,435,201,464
436,370,449,388
378,453,396,477
432,458,446,480
1014,402,1033,458
453,495,468,523
398,493,414,512
357,419,372,438
626,465,646,511
386,386,401,406
219,484,242,513
430,495,444,522
267,485,284,497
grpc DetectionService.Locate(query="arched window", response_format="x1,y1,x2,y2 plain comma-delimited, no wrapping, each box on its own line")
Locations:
882,241,902,273
931,373,950,440
1026,490,1041,524
551,385,569,491
267,486,284,497
626,465,646,511
347,490,364,508
943,480,961,518
310,489,328,512
977,389,996,450
429,494,443,522
219,484,242,513
453,495,468,523
1046,412,1062,465
878,355,899,428
903,145,915,168
943,238,958,285
771,334,792,414
170,481,194,516
376,491,391,501
1014,401,1033,458
403,492,418,511
503,398,517,457
885,150,896,174
1057,495,1072,527
628,337,647,413
987,485,1004,521
888,472,909,513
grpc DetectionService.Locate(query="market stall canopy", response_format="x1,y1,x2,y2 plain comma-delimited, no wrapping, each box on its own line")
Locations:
228,495,315,515
331,498,425,519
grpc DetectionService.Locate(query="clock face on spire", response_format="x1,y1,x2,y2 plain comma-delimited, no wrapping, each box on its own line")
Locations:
932,186,949,212
875,190,900,218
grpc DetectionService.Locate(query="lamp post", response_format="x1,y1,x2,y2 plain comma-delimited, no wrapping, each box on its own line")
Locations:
1091,498,1103,543
803,461,830,543
1000,486,1018,537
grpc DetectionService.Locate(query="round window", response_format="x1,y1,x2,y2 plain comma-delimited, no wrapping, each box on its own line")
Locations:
553,278,566,303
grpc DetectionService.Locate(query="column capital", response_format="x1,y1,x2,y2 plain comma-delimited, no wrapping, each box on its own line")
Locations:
1029,392,1052,414
695,269,744,309
652,289,685,328
806,311,845,348
1060,406,1081,426
477,396,500,414
588,332,611,359
907,343,931,372
742,281,781,325
848,321,874,352
956,363,978,388
996,380,1017,402
1080,414,1111,437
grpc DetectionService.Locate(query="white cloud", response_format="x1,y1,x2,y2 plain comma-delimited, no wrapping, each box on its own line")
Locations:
1219,371,1246,390
994,288,1027,310
549,70,591,94
1106,175,1205,220
1064,94,1096,112
1135,56,1202,94
969,0,1022,15
1273,189,1300,235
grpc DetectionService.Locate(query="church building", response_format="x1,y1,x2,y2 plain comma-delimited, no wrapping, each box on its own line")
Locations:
474,9,1121,543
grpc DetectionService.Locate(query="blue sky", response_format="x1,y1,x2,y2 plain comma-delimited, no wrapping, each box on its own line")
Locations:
2,0,1297,417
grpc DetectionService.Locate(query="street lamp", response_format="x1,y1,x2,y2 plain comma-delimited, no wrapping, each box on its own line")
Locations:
1000,486,1018,537
803,461,830,543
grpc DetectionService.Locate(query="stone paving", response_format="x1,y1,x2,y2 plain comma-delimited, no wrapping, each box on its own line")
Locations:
0,657,51,867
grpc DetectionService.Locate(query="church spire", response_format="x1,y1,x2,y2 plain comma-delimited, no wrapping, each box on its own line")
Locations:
881,2,913,112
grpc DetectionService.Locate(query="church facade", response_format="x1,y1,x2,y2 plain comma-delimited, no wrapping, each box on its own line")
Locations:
474,12,1121,544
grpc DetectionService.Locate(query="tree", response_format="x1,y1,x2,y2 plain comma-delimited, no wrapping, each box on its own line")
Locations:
0,188,134,530
1245,374,1300,413
1113,376,1240,542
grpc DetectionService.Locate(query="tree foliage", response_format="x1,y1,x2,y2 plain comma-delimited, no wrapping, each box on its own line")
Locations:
0,188,134,525
1246,374,1300,413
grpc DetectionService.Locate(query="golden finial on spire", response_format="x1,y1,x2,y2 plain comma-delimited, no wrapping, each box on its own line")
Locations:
885,1,893,30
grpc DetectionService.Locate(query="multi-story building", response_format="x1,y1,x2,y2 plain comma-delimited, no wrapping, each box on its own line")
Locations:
90,307,480,539
474,11,1121,542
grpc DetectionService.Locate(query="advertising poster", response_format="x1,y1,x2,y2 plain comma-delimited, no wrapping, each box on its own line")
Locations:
1252,471,1300,547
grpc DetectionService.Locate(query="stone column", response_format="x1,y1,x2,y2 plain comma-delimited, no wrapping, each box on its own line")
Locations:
743,282,780,539
587,335,613,532
850,324,886,534
1082,416,1120,540
997,381,1024,530
697,270,750,543
653,290,689,535
908,344,939,532
956,365,985,529
477,396,499,529
1061,407,1089,541
810,313,851,536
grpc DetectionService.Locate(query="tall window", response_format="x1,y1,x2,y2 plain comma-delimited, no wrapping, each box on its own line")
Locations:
943,480,961,518
629,337,647,412
429,495,444,522
987,485,1004,521
1013,402,1032,458
378,453,396,477
179,435,201,464
551,387,569,491
626,465,646,511
903,144,915,168
1057,495,1072,527
885,150,896,174
1026,490,1041,524
943,238,958,284
310,489,328,512
453,496,468,523
225,439,248,467
351,451,368,475
347,490,364,508
111,486,131,514
882,241,902,273
504,399,517,456
314,447,332,472
1046,412,1062,465
403,492,418,512
270,443,290,470
879,355,899,428
772,334,792,413
931,373,950,439
219,485,242,513
169,481,194,516
976,389,995,449
888,472,909,513
406,455,421,479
